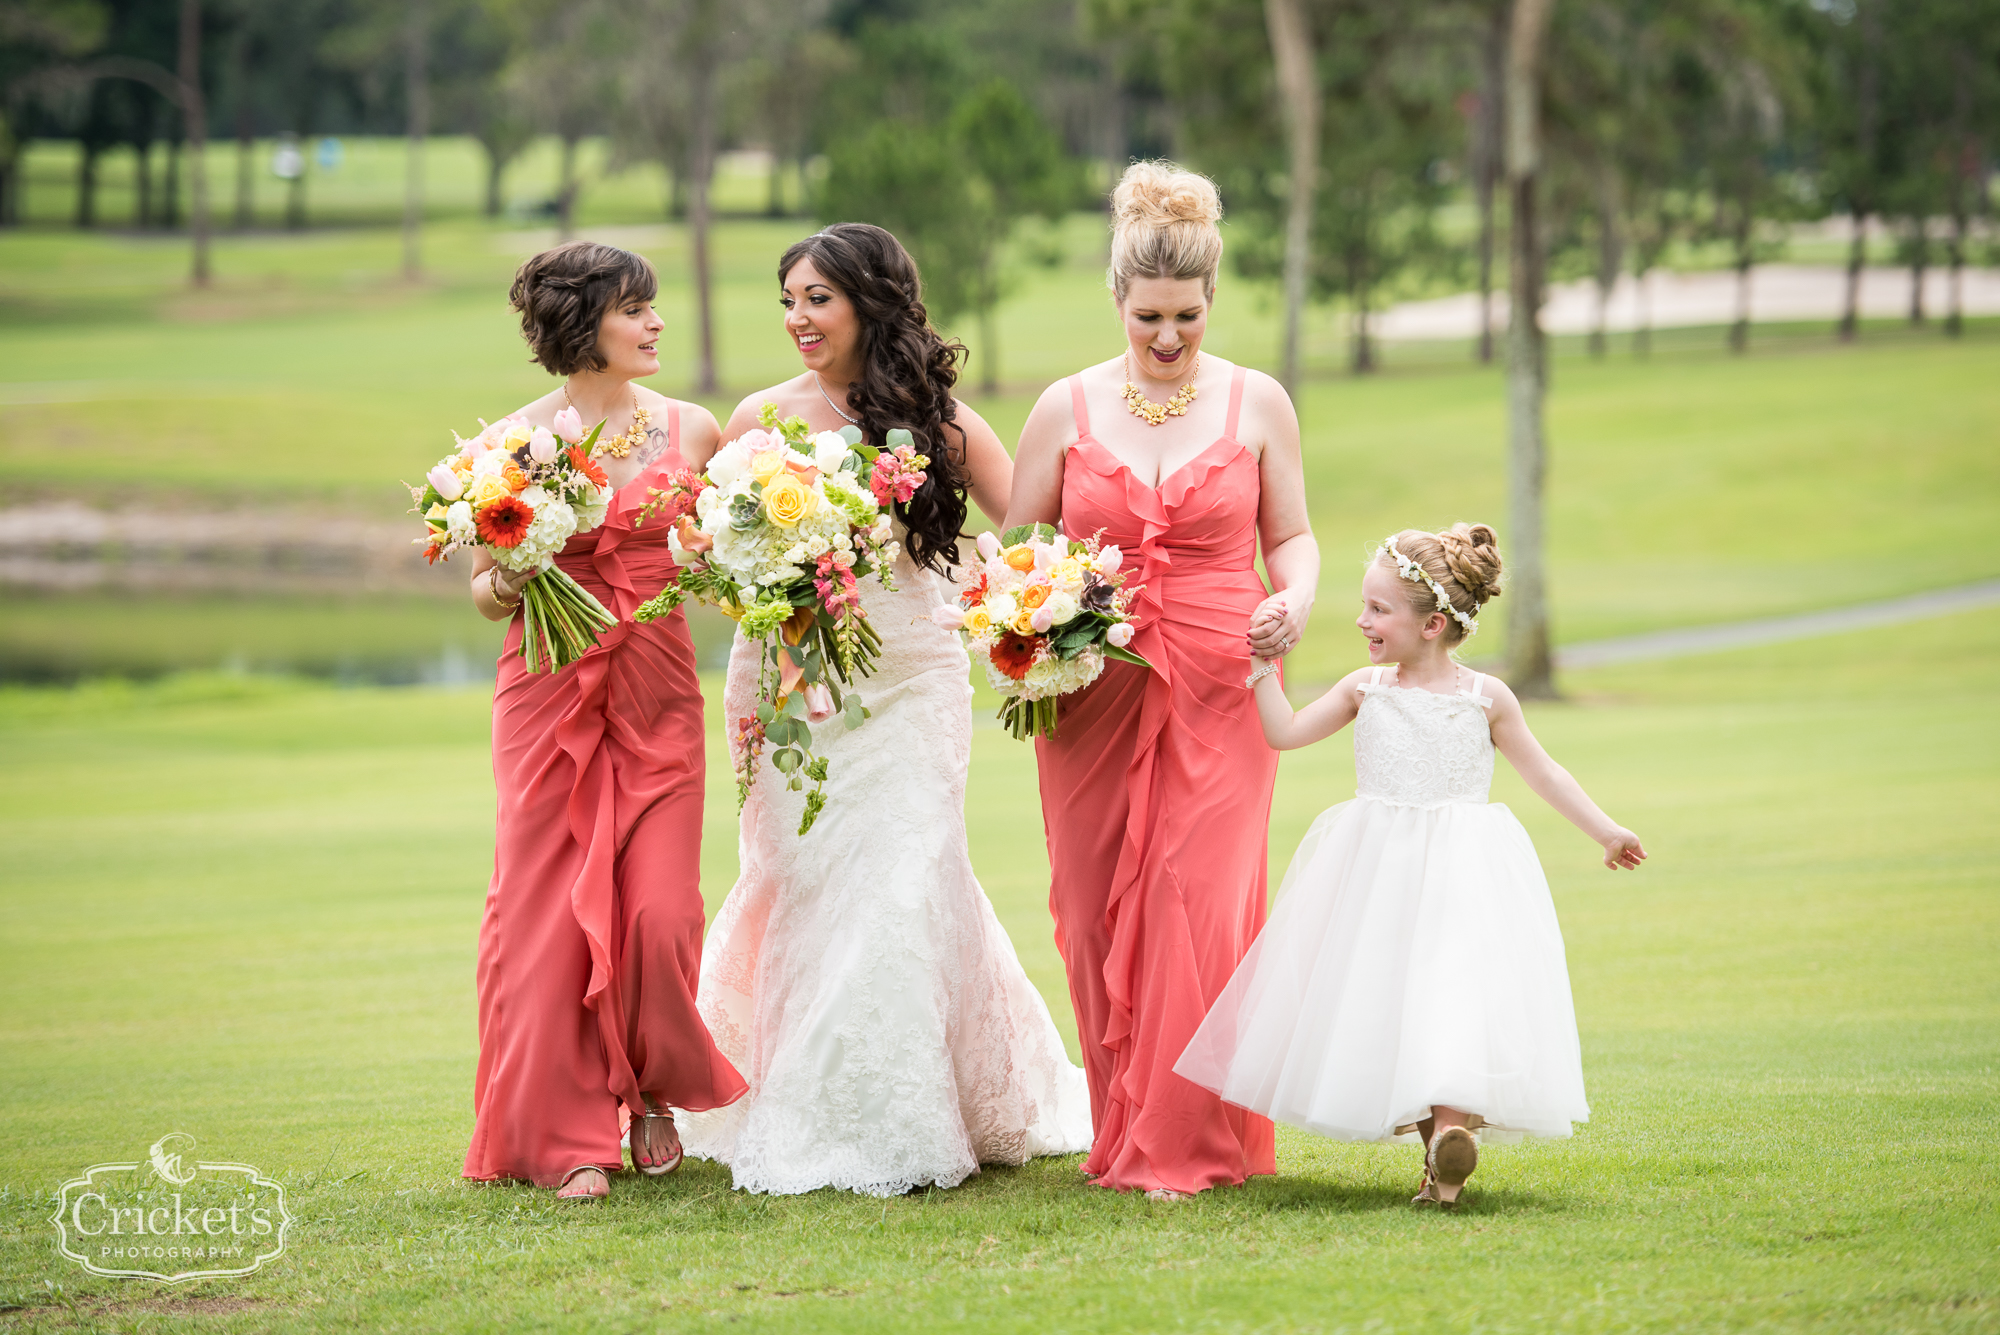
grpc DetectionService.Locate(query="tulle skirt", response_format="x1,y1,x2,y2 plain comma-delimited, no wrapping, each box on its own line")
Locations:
1174,797,1589,1144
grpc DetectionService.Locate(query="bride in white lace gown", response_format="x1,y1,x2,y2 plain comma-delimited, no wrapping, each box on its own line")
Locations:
676,224,1092,1196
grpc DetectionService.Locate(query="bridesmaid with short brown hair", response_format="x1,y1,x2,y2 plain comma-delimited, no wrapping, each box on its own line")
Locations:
1005,163,1320,1199
462,241,746,1202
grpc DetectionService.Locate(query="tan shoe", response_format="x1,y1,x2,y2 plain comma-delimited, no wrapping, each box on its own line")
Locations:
1427,1126,1478,1209
631,1110,684,1177
556,1166,609,1202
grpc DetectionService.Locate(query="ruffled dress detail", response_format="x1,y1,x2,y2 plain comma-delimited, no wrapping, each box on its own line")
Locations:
1174,670,1590,1143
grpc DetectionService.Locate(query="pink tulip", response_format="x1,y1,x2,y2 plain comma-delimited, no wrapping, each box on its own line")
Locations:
426,465,463,501
552,406,585,444
1106,622,1135,648
976,531,1001,561
1096,545,1123,576
1031,606,1056,633
930,604,965,630
803,682,836,722
529,426,560,464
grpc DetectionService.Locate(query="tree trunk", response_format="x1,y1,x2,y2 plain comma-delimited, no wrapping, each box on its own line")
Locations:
285,169,306,230
1729,200,1752,354
556,134,578,241
1634,265,1652,357
178,0,208,284
765,150,786,218
402,0,428,284
1474,4,1503,364
483,146,504,217
235,116,253,229
163,137,180,229
77,143,100,228
1839,0,1879,342
1265,0,1319,395
1945,54,1970,338
135,140,154,227
1503,0,1556,699
1589,157,1619,360
1906,220,1926,326
688,44,720,397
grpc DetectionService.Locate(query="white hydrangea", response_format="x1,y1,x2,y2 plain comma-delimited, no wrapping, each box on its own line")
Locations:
445,501,475,543
1011,648,1104,701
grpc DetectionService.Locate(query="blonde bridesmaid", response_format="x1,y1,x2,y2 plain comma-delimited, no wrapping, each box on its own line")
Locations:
1004,162,1319,1199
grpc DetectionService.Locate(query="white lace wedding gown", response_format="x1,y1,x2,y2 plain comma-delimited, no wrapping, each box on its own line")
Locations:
677,536,1094,1196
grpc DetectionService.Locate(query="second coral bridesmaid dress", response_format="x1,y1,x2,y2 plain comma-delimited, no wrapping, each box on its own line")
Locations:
1035,367,1279,1194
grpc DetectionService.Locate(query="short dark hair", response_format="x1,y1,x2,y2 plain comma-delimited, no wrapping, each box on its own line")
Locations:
508,241,658,375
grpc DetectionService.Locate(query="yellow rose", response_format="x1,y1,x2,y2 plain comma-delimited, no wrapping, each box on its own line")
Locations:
1049,558,1083,588
963,608,994,636
502,422,533,451
470,472,514,507
763,473,812,527
1010,609,1039,636
749,450,787,484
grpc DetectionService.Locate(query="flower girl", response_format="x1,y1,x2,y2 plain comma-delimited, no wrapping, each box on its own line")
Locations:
1175,523,1646,1208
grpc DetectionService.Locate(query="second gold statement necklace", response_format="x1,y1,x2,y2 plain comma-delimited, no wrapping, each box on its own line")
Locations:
1120,352,1200,427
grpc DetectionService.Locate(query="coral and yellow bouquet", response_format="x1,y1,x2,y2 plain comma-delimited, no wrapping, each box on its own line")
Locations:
410,407,619,673
933,523,1149,740
633,403,927,833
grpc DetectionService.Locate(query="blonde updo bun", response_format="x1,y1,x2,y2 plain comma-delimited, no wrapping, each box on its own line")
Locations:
1108,160,1224,303
1377,523,1504,645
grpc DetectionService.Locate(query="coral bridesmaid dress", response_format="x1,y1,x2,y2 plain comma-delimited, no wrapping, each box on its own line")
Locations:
1035,367,1279,1194
465,405,747,1188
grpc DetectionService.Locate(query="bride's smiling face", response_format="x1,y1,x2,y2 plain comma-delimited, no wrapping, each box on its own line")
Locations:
1119,276,1210,382
1357,562,1447,664
781,259,863,382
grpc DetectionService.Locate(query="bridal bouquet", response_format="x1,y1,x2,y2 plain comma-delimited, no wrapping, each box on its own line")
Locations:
409,407,619,673
633,402,926,833
934,523,1149,740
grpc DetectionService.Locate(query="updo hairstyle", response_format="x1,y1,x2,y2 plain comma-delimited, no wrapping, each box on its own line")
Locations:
1108,160,1225,303
509,240,658,375
779,223,970,575
1377,523,1505,646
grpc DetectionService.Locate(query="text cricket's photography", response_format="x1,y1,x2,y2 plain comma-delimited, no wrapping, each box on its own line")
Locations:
1,0,1997,1333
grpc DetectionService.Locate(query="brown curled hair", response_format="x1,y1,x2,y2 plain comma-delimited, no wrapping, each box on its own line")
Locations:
779,223,970,576
508,241,658,375
1376,523,1505,646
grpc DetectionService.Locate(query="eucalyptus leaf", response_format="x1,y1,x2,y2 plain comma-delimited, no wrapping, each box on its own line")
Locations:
884,427,914,449
783,694,808,719
755,702,776,724
771,748,801,773
838,425,863,445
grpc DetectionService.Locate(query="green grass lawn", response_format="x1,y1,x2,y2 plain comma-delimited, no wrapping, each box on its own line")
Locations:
1,601,1995,1332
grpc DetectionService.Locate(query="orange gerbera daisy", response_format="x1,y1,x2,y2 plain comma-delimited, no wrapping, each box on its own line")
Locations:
990,633,1038,681
476,496,534,548
567,445,608,488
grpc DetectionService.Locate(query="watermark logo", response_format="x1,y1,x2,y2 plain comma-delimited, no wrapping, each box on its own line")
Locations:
52,1133,294,1283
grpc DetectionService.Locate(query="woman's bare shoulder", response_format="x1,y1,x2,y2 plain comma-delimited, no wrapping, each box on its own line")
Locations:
507,386,564,426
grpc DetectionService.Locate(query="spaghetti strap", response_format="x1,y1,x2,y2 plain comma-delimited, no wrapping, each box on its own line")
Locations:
1068,375,1092,440
1223,366,1247,441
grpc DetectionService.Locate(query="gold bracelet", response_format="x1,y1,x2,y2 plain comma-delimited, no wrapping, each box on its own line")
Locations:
488,567,522,611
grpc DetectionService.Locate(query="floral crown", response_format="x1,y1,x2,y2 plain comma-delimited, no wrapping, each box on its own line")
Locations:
1378,537,1479,636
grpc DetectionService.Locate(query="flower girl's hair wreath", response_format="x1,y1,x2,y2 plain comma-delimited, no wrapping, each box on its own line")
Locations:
1373,524,1505,645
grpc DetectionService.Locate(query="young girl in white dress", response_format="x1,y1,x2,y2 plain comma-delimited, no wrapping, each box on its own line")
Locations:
1174,523,1646,1208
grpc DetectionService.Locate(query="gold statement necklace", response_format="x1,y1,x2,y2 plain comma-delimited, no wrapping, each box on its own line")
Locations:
1120,352,1200,427
565,384,651,459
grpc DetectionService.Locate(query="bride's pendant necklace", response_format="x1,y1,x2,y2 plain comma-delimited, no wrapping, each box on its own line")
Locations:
1121,352,1199,427
565,383,650,458
815,373,860,426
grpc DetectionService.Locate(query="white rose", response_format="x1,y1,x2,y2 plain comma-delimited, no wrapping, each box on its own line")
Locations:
706,441,750,487
812,432,851,473
987,593,1017,623
445,501,475,541
471,451,507,478
1042,591,1080,625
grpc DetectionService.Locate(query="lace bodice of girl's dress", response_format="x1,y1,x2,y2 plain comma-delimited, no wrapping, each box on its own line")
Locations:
1353,667,1496,808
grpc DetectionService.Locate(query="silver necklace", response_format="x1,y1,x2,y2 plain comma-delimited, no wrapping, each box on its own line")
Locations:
815,373,860,425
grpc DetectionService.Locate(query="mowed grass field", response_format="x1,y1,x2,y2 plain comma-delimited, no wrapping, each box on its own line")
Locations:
0,606,1996,1333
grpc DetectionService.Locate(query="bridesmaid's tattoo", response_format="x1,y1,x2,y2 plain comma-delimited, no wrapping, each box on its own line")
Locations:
634,425,671,468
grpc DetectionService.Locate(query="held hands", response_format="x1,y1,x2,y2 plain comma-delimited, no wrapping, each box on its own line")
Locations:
1246,595,1304,659
1600,828,1647,871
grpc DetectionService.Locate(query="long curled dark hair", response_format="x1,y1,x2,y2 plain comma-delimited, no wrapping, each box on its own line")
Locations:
778,224,970,575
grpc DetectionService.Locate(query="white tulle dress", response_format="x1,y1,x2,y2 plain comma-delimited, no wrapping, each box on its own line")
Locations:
1174,666,1589,1144
677,534,1094,1196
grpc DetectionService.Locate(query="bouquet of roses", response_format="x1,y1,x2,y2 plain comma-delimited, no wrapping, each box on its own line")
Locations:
409,407,619,673
633,402,927,833
932,522,1150,740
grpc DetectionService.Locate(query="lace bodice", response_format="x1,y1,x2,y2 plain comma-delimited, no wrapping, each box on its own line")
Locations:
1352,668,1495,808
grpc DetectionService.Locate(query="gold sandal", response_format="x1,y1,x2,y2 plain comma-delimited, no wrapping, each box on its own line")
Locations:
1427,1126,1478,1209
556,1165,609,1202
631,1109,684,1177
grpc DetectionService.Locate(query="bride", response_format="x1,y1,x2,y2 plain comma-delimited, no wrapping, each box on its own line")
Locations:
677,223,1093,1196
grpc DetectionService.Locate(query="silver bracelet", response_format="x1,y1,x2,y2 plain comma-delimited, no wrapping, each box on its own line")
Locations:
1245,660,1280,689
